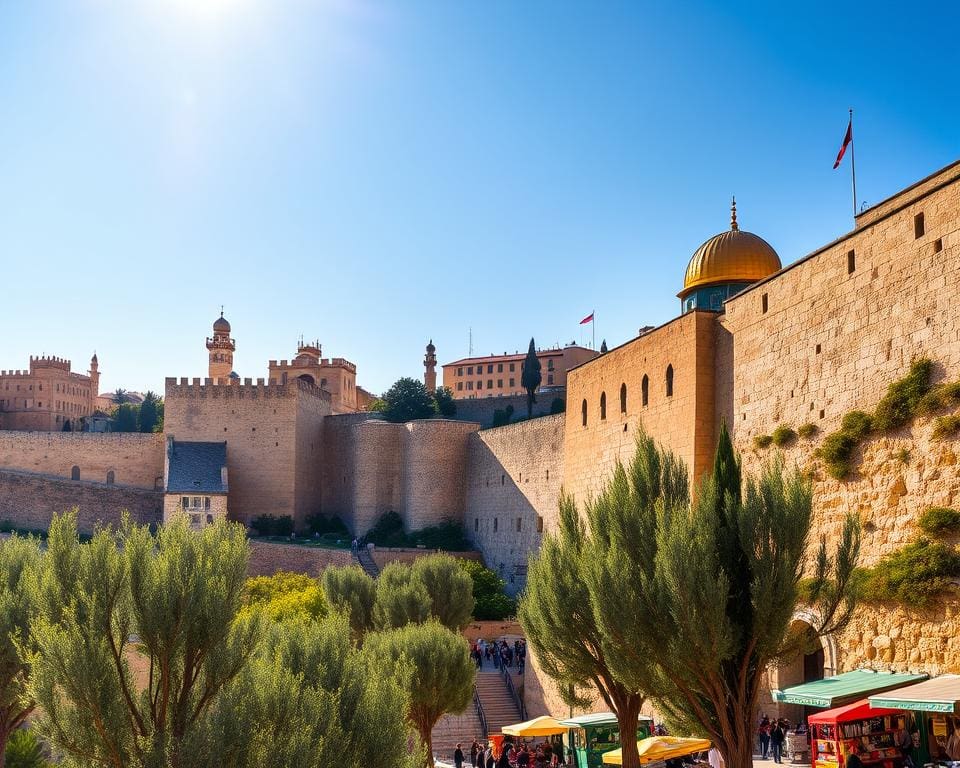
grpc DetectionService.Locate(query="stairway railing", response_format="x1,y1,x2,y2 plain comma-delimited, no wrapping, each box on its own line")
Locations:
474,684,488,738
501,665,527,720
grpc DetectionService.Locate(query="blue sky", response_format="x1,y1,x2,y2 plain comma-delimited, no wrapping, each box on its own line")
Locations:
1,0,957,395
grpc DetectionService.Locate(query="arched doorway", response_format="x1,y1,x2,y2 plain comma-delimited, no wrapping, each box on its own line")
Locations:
769,614,837,725
297,374,315,386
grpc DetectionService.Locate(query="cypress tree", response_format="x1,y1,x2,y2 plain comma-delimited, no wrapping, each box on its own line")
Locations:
521,338,542,418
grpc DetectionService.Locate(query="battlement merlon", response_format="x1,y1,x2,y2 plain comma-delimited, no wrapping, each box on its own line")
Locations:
268,357,357,373
29,356,72,372
163,376,331,403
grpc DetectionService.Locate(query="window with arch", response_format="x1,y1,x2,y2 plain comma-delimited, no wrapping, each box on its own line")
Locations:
620,383,627,414
600,392,607,420
581,399,588,426
71,466,80,481
106,470,115,484
666,364,674,397
642,375,649,407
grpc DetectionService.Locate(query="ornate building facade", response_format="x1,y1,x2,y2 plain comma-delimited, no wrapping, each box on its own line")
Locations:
0,353,99,431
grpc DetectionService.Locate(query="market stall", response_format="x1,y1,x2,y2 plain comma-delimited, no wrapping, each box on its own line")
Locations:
808,699,910,768
502,716,568,764
868,674,960,764
559,713,655,768
601,736,711,766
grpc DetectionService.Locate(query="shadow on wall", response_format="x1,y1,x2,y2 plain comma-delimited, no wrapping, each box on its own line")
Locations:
465,436,552,598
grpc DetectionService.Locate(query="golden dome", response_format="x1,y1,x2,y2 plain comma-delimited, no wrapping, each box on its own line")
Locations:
679,198,781,298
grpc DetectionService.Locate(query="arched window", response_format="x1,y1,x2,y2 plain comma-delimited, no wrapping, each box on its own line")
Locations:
71,466,80,481
106,470,115,484
641,375,649,407
600,392,607,420
620,383,627,414
666,365,674,397
581,399,588,427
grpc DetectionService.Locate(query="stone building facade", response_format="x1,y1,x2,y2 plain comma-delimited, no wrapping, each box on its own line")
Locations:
442,344,597,399
0,353,100,431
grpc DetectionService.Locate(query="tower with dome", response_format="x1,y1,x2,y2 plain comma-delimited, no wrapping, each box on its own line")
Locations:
205,311,236,382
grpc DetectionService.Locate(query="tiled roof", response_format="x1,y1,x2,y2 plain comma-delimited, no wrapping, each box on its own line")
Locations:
166,441,227,494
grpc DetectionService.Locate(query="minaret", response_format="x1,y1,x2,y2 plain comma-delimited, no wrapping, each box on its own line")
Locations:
89,352,100,411
424,340,437,393
206,310,235,382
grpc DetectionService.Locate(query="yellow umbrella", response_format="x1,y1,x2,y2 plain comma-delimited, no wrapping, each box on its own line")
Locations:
601,736,712,765
502,716,568,737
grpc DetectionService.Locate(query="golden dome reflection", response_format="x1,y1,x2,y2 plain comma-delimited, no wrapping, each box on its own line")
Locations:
679,198,781,299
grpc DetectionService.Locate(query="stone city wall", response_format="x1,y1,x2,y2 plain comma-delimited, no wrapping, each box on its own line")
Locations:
401,419,479,530
0,468,162,533
163,378,330,527
562,310,717,508
464,414,564,595
0,431,164,488
322,414,402,534
449,390,565,429
246,540,354,577
369,546,483,571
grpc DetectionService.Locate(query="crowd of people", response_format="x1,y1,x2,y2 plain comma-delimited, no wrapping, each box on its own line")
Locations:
457,739,562,768
471,638,527,674
756,715,805,764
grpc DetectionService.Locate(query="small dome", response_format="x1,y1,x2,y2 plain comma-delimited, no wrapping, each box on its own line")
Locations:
679,199,781,299
213,313,231,333
426,339,436,353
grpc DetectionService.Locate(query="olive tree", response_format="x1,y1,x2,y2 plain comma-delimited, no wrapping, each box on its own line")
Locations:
0,536,42,767
28,512,259,768
363,621,474,768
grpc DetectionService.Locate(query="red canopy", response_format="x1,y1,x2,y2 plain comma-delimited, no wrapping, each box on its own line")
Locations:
808,698,904,725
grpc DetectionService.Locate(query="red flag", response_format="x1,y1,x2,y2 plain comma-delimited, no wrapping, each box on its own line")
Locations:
579,312,594,325
833,118,853,169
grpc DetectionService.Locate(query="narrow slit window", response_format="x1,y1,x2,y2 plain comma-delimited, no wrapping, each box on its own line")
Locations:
847,249,855,274
914,212,925,239
666,365,674,397
762,293,768,313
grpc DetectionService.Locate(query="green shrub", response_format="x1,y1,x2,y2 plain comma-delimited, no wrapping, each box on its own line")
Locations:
550,398,566,415
933,414,960,440
771,425,797,447
492,405,515,428
754,434,773,449
412,520,471,550
797,422,818,439
841,410,873,441
367,511,408,547
306,513,349,536
250,514,294,537
895,448,911,464
818,430,858,479
871,358,933,432
5,729,51,768
857,538,960,605
460,559,516,620
918,507,960,536
917,381,960,416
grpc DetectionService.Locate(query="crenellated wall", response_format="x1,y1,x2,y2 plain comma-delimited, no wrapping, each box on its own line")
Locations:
163,377,330,526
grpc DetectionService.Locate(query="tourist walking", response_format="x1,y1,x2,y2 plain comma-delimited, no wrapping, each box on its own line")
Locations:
471,740,481,768
758,715,771,759
455,743,465,768
770,719,786,764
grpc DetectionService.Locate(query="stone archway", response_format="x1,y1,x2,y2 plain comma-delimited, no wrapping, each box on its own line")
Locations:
297,374,316,386
766,612,837,724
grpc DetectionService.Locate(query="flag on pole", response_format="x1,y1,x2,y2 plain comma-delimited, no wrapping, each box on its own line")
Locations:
579,311,594,325
833,117,853,169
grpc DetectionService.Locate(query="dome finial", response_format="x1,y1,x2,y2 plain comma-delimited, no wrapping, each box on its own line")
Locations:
730,196,738,231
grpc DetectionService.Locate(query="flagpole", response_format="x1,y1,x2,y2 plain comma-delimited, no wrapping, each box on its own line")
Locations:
849,108,857,219
592,310,595,351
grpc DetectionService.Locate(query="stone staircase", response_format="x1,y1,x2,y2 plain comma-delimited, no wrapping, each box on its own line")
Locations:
355,546,380,577
432,707,485,763
475,668,522,737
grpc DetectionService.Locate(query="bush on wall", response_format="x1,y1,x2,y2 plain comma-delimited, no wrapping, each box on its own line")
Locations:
918,507,960,536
